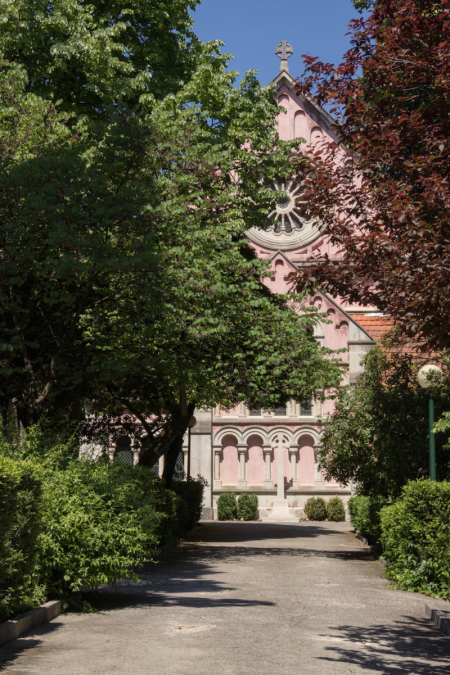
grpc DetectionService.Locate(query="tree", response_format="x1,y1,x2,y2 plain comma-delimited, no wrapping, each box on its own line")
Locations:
293,0,450,351
319,346,450,499
1,2,342,482
79,62,343,484
0,0,203,119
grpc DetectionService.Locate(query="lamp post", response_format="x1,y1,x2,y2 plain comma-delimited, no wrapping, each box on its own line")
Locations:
417,364,442,481
187,415,197,481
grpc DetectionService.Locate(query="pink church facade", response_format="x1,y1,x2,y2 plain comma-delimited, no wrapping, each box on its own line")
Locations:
172,44,379,520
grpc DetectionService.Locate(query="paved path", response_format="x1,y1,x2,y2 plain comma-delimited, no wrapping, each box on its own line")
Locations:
1,522,449,674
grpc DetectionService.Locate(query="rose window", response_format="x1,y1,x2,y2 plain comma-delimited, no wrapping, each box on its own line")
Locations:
267,179,311,235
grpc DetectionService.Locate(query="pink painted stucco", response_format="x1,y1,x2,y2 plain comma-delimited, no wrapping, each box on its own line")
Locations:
221,435,239,485
298,435,316,485
246,435,265,485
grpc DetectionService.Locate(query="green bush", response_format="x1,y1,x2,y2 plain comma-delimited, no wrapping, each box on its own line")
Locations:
37,460,164,597
217,492,237,520
237,493,258,521
170,478,205,535
304,497,327,521
348,495,386,545
326,496,346,522
381,480,450,599
0,456,45,621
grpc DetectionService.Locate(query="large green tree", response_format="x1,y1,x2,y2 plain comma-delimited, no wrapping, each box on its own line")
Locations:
1,1,343,483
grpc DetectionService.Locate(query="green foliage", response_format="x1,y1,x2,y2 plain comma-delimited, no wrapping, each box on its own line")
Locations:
326,496,346,522
381,480,450,599
0,426,204,618
348,495,387,545
237,493,258,521
304,497,327,521
0,455,45,621
217,492,238,521
170,479,205,535
319,348,450,499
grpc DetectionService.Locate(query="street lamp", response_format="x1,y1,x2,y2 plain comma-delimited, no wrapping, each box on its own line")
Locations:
417,364,442,481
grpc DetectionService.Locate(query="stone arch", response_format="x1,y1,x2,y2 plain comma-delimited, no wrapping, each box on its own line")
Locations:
213,427,243,447
242,427,268,445
268,427,294,447
292,426,320,446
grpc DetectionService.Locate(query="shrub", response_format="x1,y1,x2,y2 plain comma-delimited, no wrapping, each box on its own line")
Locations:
348,495,386,545
217,492,237,520
304,497,327,521
37,460,165,597
326,496,346,522
237,493,258,521
0,456,45,621
381,480,450,599
170,478,205,534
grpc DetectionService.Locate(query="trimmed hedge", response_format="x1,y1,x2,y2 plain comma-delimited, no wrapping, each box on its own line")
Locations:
217,492,237,520
381,480,450,599
0,430,205,620
238,493,258,521
0,456,45,621
348,495,385,546
304,497,327,521
326,496,345,522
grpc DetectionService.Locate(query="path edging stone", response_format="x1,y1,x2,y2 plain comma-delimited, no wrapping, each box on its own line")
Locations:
354,529,386,568
0,600,62,647
425,603,450,638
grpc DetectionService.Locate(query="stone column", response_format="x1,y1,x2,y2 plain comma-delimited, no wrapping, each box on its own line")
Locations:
107,436,115,463
263,444,273,488
158,453,165,478
314,444,324,487
183,448,189,476
213,445,222,489
276,447,285,500
131,438,140,466
237,444,247,488
289,446,298,488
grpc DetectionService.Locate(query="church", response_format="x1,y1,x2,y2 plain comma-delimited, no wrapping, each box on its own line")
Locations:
110,43,384,521
161,42,383,521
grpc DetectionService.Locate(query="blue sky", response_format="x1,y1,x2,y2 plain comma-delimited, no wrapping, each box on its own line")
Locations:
190,0,362,85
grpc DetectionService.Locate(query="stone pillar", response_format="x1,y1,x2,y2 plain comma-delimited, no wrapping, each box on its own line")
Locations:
237,444,247,488
213,445,222,489
107,436,115,463
289,446,298,488
314,444,324,487
266,432,296,522
131,438,140,466
183,448,189,476
263,444,273,488
158,453,165,478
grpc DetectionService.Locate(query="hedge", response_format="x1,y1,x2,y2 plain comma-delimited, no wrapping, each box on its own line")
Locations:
217,492,237,520
348,495,386,546
326,496,346,522
0,432,205,620
0,456,45,621
238,493,258,521
381,480,450,599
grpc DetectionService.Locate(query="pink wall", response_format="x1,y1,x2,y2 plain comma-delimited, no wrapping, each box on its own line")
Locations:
298,435,316,485
221,434,239,485
246,435,265,485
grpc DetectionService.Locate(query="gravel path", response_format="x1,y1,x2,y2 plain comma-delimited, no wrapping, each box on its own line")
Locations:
1,521,449,674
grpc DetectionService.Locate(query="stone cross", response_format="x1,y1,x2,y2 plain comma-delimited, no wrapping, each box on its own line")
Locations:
275,41,293,73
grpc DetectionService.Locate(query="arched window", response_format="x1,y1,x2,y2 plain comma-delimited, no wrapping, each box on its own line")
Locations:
115,436,133,465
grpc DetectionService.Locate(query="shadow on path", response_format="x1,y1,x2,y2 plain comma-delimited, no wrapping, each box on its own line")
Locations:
0,622,62,673
318,617,450,674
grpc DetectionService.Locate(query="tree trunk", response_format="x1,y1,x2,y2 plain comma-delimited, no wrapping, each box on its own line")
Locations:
162,433,184,488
